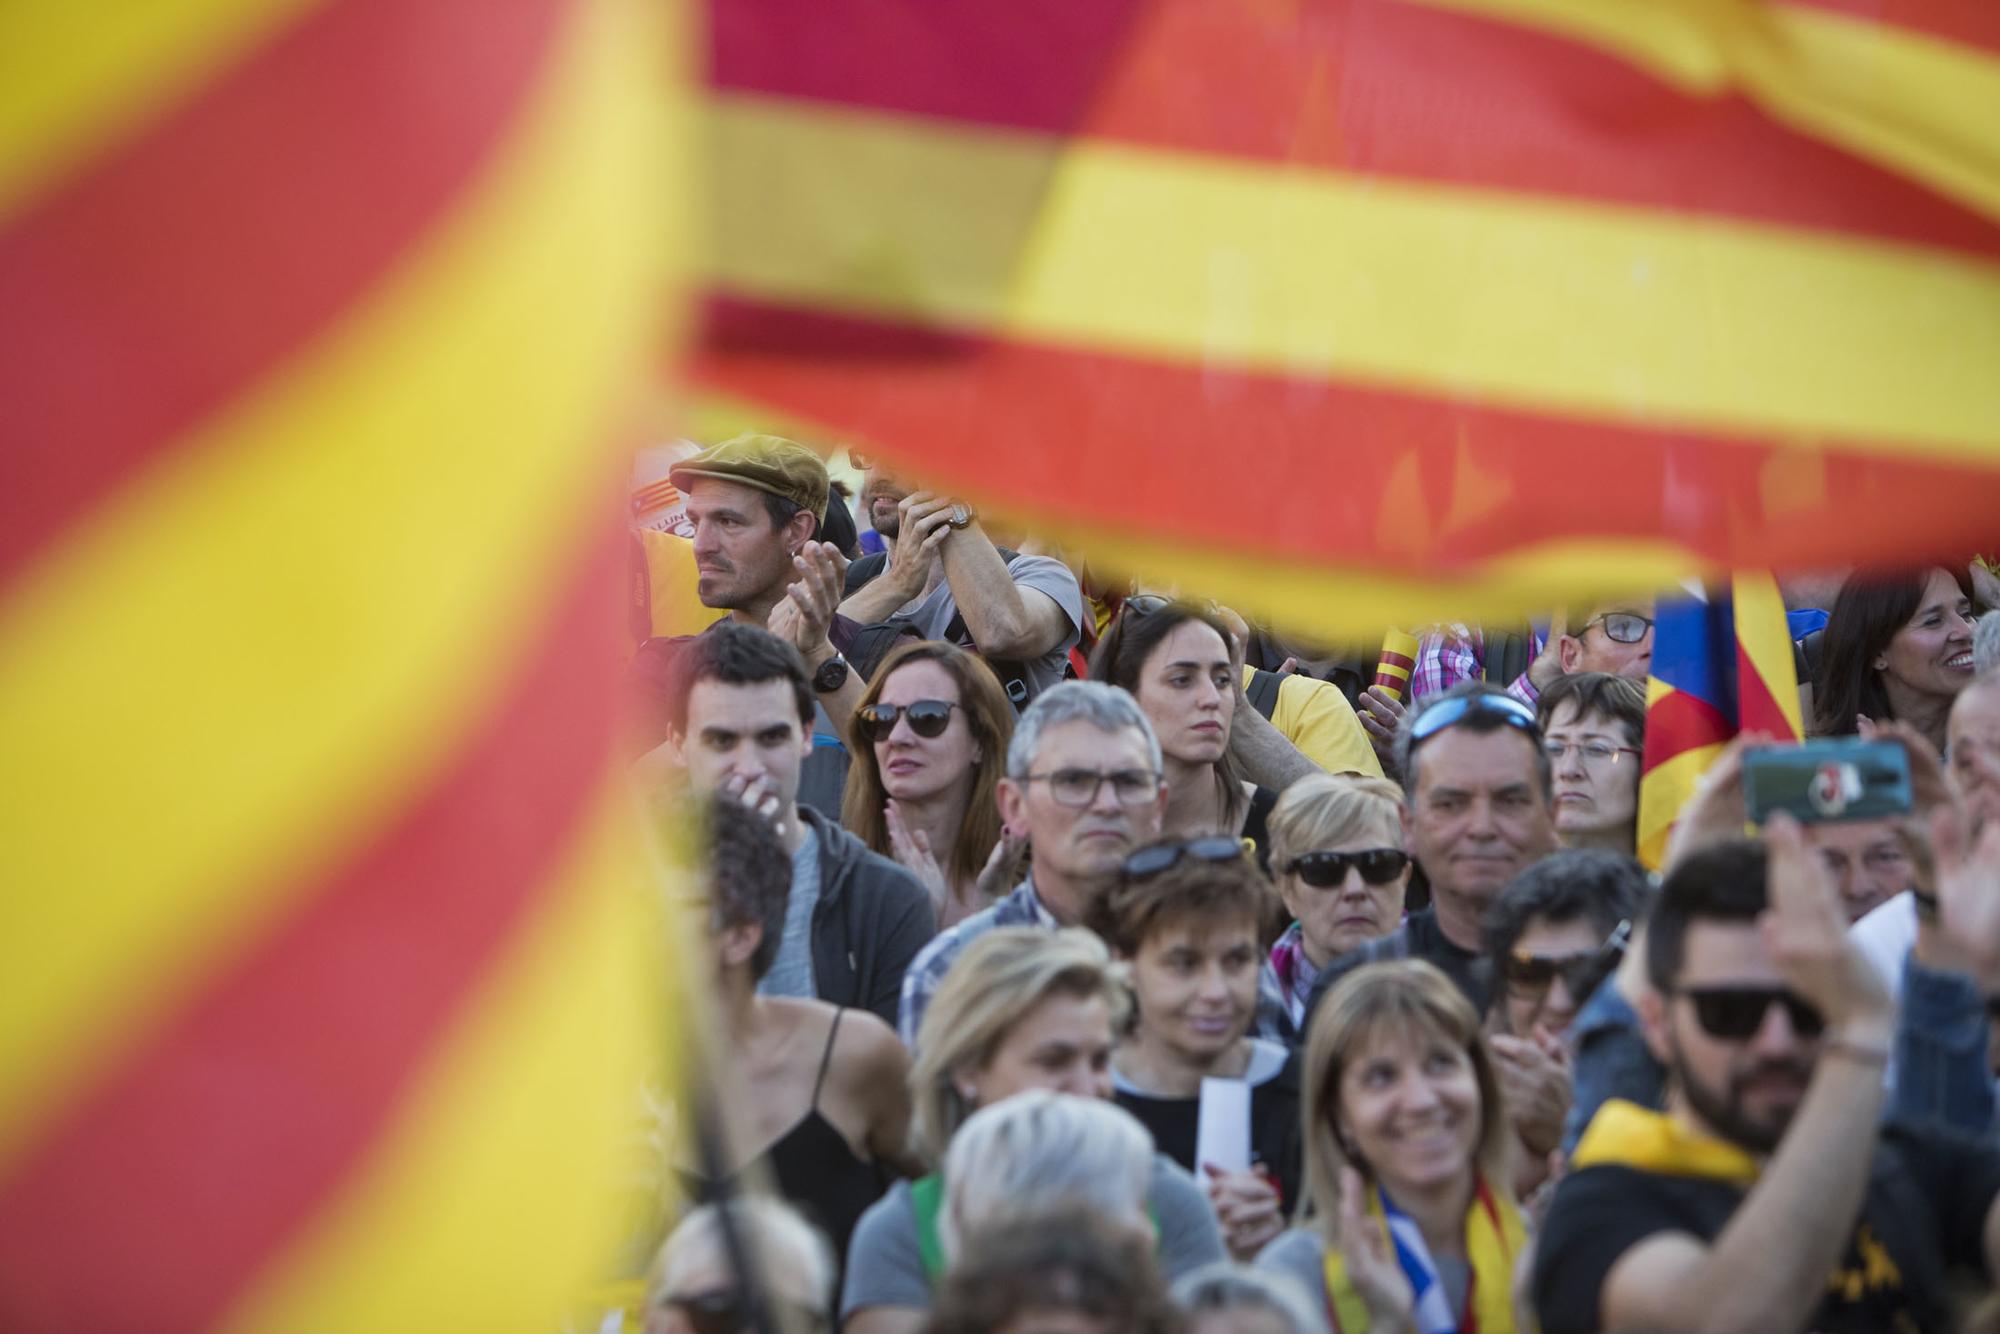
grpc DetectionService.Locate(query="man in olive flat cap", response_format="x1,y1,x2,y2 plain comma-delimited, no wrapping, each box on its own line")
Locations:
671,433,864,727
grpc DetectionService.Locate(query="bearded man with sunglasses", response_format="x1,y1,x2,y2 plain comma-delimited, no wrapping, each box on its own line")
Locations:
1534,829,2000,1334
898,682,1167,1046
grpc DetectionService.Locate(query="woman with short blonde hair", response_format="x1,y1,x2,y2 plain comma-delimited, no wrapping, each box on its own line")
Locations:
844,929,1224,1334
1255,961,1526,1333
1264,775,1412,1034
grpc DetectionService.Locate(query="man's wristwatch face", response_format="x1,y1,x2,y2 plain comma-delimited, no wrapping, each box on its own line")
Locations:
812,655,850,693
946,503,973,529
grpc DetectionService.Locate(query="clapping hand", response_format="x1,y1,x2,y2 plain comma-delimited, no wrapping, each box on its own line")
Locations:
1335,1165,1414,1328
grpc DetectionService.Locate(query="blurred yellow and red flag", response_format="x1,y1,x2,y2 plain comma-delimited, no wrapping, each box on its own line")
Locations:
0,0,673,1329
694,0,2000,635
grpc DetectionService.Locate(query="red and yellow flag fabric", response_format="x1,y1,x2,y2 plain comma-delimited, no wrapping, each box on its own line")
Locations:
693,0,2000,636
1636,573,1804,867
0,1,673,1329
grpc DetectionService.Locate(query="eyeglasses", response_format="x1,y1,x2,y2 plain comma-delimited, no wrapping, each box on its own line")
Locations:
856,699,959,743
1023,767,1162,808
1678,986,1825,1040
1502,950,1601,996
1408,691,1540,745
1123,835,1246,879
1287,847,1409,888
1543,738,1643,765
1585,612,1654,645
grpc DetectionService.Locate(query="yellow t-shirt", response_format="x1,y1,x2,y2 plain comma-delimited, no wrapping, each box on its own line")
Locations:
1242,665,1383,778
640,527,723,639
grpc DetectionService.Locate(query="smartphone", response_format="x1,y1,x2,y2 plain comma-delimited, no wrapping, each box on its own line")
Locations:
1742,738,1913,825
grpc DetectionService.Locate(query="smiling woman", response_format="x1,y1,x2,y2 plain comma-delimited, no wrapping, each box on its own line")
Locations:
1098,837,1302,1262
1255,960,1526,1333
1813,566,1980,755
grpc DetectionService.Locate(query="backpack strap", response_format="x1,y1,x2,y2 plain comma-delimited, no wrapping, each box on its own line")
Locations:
1246,668,1284,721
1482,627,1533,690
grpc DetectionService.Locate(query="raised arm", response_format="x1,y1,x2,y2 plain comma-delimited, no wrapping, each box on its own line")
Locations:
1599,816,1895,1334
933,512,1072,659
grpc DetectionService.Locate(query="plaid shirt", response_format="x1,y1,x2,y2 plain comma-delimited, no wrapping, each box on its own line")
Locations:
1409,624,1546,707
898,878,1054,1047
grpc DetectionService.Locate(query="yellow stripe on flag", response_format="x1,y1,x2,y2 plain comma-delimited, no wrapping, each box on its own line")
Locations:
214,796,659,1334
0,0,319,217
708,93,2000,461
0,0,664,1160
1731,571,1805,739
1637,737,1727,869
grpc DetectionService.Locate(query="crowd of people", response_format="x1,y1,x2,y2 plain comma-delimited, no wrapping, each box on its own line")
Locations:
617,432,2000,1334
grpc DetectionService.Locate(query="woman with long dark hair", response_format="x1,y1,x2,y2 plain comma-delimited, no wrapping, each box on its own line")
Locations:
1812,566,1978,753
1091,601,1271,846
841,640,1016,928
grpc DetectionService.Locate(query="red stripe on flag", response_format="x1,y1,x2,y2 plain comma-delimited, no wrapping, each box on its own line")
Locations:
1736,642,1801,740
0,0,573,590
0,514,626,1332
708,0,2000,261
696,300,2000,574
709,0,1147,134
1643,688,1737,772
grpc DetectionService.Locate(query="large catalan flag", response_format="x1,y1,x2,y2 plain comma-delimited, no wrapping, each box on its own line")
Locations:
694,0,2000,637
0,0,675,1328
1636,574,1805,867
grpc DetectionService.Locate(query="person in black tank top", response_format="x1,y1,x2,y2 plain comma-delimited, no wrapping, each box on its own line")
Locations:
684,802,922,1275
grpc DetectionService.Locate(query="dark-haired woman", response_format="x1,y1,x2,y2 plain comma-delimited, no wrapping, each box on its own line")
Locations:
841,641,1017,928
1091,602,1273,847
1813,566,1978,754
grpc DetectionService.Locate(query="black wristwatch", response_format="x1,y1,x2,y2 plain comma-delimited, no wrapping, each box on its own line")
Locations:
812,654,850,694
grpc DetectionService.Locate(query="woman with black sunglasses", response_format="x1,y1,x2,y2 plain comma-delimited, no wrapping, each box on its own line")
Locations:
1099,837,1305,1263
1264,774,1413,1034
841,641,1018,928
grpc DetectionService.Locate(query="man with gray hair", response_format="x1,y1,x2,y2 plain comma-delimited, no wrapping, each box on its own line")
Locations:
897,681,1166,1044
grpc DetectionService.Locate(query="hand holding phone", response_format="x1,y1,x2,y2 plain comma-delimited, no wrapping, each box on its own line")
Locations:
1742,738,1913,825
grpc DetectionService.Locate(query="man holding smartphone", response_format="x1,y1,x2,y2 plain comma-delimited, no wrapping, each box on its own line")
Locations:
1535,830,2000,1333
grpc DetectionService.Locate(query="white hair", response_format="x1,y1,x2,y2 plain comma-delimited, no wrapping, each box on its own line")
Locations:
939,1091,1153,1262
645,1196,835,1319
1173,1262,1329,1334
1975,610,2000,677
1006,680,1162,779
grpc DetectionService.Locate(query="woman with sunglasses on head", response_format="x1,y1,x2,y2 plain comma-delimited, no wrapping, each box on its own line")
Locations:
1098,837,1305,1263
842,641,1017,928
1265,775,1413,1037
1090,601,1273,848
1256,960,1529,1334
643,1196,837,1334
843,927,1226,1334
1813,565,1979,754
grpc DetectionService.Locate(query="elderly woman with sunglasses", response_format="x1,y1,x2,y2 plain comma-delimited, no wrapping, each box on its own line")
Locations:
1097,836,1306,1262
841,641,1019,928
1264,775,1413,1036
1257,959,1531,1334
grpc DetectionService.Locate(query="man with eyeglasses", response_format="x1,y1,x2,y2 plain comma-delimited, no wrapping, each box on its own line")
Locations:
1533,831,2000,1334
898,682,1167,1046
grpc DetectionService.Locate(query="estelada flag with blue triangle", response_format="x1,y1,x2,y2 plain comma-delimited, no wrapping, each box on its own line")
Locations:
1637,574,1805,868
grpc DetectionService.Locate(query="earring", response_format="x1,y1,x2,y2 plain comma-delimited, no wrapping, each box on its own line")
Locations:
1873,658,1887,671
